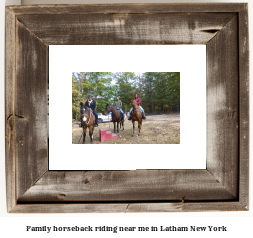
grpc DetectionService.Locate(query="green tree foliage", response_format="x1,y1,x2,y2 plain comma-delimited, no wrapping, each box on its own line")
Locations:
141,72,180,113
72,74,82,120
114,72,137,111
72,72,180,119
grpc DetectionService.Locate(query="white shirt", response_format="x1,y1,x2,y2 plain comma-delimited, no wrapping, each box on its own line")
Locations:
88,100,93,106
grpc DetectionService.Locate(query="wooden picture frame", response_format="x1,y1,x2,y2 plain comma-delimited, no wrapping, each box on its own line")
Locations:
5,3,249,213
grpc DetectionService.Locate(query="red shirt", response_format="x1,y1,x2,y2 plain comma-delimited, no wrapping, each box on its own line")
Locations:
134,97,141,106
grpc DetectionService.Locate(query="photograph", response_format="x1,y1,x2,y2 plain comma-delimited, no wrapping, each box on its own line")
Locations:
3,1,250,217
50,45,204,170
72,72,180,144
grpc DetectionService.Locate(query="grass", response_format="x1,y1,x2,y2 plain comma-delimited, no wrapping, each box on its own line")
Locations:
72,113,180,144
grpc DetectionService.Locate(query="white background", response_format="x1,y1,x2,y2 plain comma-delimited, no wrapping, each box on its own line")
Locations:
49,45,206,170
0,0,252,237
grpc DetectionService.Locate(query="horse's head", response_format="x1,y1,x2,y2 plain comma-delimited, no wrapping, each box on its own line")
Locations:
80,102,89,123
104,103,112,115
130,100,138,109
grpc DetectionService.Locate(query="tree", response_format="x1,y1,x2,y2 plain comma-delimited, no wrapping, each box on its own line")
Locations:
72,74,82,120
72,71,180,119
114,72,137,112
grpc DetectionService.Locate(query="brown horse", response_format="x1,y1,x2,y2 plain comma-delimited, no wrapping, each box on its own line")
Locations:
105,104,124,134
130,100,142,137
80,102,95,144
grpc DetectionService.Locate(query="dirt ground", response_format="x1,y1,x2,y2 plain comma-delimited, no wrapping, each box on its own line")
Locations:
72,113,180,144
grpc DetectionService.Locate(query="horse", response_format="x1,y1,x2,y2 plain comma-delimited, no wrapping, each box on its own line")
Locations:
104,104,124,134
80,102,96,144
130,100,142,137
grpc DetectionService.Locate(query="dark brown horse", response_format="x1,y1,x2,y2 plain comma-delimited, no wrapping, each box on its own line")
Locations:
105,104,124,134
130,100,142,136
80,102,95,144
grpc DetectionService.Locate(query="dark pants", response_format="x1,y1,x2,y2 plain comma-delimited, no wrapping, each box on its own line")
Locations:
92,110,98,124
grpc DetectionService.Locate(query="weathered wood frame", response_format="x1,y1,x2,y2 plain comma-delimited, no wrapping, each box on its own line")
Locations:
5,4,249,213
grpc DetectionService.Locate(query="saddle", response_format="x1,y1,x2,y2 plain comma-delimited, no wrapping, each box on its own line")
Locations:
112,110,124,120
133,107,140,113
87,108,94,116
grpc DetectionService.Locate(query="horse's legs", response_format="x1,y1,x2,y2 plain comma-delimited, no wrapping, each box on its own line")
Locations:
83,126,87,144
122,120,124,131
114,122,116,133
132,121,135,137
117,122,119,134
89,125,93,144
138,120,142,136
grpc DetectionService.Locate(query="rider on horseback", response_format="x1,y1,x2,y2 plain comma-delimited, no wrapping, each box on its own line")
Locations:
113,96,125,121
128,93,146,120
85,94,99,127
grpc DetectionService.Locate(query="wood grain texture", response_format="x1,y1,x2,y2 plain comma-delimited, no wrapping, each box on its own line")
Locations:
16,13,236,45
15,20,48,200
238,4,249,209
125,202,247,213
5,3,249,213
7,3,246,15
10,202,247,213
206,16,239,198
18,170,236,202
5,7,16,212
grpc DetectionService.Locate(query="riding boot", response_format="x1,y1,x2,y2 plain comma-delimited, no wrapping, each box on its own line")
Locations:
94,119,98,127
79,117,83,127
128,115,131,120
142,111,146,120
